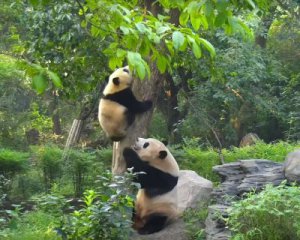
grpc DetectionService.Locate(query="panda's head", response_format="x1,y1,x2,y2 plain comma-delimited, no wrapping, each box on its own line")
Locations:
132,137,179,176
103,66,132,95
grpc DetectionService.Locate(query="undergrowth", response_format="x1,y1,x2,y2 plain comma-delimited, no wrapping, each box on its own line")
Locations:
227,181,300,240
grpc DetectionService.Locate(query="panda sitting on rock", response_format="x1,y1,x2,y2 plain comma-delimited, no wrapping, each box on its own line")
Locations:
123,138,180,235
98,66,152,141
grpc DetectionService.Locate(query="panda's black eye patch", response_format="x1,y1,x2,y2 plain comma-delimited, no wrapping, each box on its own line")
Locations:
143,142,149,148
123,68,129,73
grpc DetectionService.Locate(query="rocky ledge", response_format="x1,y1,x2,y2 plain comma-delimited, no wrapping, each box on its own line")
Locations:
205,159,285,240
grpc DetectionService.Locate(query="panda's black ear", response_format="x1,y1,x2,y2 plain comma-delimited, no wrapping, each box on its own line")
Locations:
113,77,120,85
159,150,167,159
162,140,168,146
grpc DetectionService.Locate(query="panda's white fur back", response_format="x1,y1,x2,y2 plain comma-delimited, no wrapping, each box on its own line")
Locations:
98,99,128,138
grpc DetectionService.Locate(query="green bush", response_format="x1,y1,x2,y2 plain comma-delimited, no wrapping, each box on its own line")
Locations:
174,141,300,182
183,203,208,240
95,147,113,167
0,210,60,240
0,149,29,178
60,171,135,240
222,141,299,163
31,145,63,191
227,182,300,240
67,149,97,196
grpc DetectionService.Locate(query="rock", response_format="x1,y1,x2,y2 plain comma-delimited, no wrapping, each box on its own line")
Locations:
284,149,300,183
131,219,187,240
177,170,213,212
239,133,260,147
212,159,285,203
205,205,231,240
131,170,213,240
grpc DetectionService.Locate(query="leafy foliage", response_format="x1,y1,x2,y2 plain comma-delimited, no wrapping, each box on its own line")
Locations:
81,0,261,78
0,149,29,179
227,182,300,240
0,209,60,240
174,141,300,182
61,171,136,240
183,203,208,240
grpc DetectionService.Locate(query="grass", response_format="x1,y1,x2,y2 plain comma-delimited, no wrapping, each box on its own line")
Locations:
174,141,300,182
227,182,300,240
0,210,60,240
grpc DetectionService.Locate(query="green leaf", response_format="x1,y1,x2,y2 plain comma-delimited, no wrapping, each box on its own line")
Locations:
156,55,168,73
127,52,148,79
191,14,201,30
192,42,202,59
135,22,147,34
32,74,47,94
120,26,130,35
48,71,62,88
199,38,216,58
139,39,151,56
179,11,189,26
165,40,174,56
215,12,226,27
200,15,208,29
246,0,256,9
156,26,170,35
29,0,39,7
136,63,146,79
172,31,185,50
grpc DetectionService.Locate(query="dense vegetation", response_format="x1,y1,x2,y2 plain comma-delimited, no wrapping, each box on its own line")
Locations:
0,0,299,239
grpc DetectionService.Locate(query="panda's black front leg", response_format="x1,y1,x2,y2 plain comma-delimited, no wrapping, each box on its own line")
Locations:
134,100,152,114
124,90,152,114
123,148,146,172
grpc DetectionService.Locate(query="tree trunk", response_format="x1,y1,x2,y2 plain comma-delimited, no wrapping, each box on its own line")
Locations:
112,64,162,174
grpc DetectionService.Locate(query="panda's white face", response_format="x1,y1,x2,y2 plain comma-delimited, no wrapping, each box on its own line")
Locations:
103,66,132,95
133,138,179,175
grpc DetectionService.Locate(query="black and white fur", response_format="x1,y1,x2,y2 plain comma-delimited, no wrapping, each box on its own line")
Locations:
98,66,152,141
123,138,180,234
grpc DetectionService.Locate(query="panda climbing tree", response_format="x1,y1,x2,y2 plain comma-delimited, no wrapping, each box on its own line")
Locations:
98,66,154,173
83,0,263,173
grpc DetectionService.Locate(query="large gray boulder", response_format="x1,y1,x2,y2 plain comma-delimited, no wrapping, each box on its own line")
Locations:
132,170,213,240
177,170,213,212
283,149,300,183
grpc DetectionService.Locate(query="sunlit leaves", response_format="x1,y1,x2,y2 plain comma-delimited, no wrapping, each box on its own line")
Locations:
192,42,202,58
199,38,216,58
172,31,185,50
47,71,62,88
32,74,47,94
81,0,261,79
127,52,150,79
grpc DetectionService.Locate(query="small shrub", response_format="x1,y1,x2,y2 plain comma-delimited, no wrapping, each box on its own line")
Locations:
95,147,113,167
60,170,136,240
183,204,208,240
0,149,29,179
173,141,300,183
227,182,300,240
0,210,60,240
31,145,63,191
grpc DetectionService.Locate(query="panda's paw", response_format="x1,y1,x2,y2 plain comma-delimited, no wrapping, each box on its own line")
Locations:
143,100,153,111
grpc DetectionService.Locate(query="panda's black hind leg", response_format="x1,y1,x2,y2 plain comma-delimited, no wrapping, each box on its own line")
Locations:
137,214,168,235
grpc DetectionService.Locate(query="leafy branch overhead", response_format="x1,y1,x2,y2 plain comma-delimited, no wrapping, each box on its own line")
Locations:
80,0,258,78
